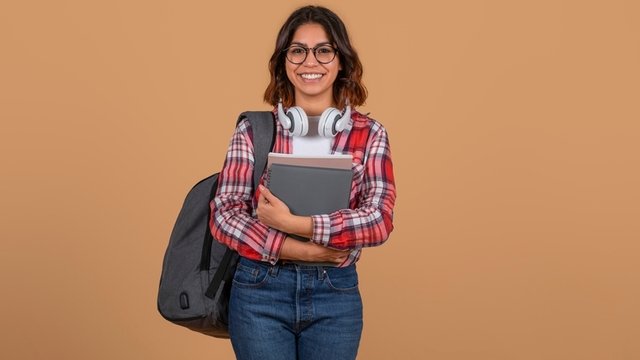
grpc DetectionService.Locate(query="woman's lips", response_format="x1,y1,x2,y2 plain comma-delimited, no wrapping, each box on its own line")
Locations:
299,73,325,81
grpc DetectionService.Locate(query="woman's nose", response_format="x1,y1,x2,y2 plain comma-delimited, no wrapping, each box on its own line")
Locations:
304,51,320,66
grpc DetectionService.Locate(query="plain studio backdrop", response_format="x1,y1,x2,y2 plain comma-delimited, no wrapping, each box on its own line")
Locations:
1,1,639,359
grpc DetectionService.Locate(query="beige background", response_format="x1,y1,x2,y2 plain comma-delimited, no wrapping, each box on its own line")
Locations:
1,0,639,359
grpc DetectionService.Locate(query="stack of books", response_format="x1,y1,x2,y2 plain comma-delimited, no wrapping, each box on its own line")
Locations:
266,153,353,242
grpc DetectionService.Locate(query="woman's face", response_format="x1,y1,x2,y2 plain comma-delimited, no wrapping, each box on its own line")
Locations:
285,23,341,106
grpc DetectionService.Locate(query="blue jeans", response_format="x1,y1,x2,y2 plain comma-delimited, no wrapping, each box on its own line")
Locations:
229,257,363,360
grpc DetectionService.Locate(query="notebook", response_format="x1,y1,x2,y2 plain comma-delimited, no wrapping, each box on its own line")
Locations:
267,163,353,220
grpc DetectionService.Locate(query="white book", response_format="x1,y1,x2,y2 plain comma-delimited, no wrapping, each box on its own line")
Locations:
267,152,353,170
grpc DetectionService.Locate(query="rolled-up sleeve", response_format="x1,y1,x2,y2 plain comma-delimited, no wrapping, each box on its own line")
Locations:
210,119,286,264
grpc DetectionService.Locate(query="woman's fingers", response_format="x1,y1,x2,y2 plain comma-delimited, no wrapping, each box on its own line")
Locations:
256,185,292,233
259,185,289,211
259,185,274,202
258,192,269,205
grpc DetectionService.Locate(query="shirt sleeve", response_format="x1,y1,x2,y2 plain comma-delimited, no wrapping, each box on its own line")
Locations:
209,119,287,264
309,123,396,250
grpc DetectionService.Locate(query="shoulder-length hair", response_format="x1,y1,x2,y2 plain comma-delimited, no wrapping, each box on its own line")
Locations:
263,6,367,109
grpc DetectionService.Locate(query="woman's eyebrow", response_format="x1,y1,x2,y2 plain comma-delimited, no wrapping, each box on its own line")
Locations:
290,41,332,47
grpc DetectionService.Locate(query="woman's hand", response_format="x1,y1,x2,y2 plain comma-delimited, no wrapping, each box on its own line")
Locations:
256,185,293,233
279,237,350,264
257,185,314,237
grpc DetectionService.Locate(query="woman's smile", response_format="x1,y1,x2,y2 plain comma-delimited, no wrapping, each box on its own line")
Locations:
299,72,326,81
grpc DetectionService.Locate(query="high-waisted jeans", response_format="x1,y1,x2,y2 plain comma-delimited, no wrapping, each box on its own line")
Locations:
228,257,363,360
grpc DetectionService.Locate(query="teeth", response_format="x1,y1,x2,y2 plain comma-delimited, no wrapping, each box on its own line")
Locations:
301,73,323,80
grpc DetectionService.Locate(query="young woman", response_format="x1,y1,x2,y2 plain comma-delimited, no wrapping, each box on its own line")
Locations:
211,5,396,360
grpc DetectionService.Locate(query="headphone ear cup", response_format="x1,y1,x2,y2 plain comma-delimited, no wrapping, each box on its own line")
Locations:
287,106,308,137
318,107,342,137
335,104,351,133
277,101,291,129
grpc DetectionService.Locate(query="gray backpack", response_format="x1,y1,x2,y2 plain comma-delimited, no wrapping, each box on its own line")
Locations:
157,112,275,338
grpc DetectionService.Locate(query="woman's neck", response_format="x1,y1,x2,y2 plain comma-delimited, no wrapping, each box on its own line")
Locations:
294,93,334,116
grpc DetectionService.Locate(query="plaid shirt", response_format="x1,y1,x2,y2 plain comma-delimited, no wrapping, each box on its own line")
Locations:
210,109,396,267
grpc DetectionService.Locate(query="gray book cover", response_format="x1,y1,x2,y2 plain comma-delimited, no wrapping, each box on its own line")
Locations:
267,163,353,259
267,163,353,218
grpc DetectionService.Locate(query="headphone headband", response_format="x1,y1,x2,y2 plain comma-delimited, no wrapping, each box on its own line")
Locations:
277,99,350,138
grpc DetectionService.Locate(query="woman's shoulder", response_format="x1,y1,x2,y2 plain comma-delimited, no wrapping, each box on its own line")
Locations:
350,110,387,134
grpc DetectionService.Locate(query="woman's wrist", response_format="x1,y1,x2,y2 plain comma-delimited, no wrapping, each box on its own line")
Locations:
279,236,312,261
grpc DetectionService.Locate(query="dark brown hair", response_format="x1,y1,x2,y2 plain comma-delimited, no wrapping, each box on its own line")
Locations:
263,6,367,109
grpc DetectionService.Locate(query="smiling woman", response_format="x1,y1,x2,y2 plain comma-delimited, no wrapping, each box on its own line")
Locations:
263,7,367,113
210,5,396,360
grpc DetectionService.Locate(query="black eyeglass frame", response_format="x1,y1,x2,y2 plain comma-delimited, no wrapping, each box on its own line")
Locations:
282,45,339,65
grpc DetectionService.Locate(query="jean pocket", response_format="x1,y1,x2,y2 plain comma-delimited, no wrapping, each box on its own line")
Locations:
232,260,270,288
324,265,359,292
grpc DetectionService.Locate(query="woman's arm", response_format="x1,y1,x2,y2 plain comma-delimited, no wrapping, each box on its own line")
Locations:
278,237,350,263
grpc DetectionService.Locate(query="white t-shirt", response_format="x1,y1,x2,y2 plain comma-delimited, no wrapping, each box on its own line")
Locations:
291,116,333,155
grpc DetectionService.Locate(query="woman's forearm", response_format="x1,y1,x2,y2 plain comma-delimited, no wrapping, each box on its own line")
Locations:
278,236,348,264
285,215,313,238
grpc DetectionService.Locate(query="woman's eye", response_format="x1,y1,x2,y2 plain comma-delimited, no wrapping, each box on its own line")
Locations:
290,47,306,55
317,47,333,54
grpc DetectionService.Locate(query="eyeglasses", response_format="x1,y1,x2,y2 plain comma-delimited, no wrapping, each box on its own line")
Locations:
284,45,338,65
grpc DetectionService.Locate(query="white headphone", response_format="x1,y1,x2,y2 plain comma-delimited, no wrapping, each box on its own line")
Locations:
277,99,351,137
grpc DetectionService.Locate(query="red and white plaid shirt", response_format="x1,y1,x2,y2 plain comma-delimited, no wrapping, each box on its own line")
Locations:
210,108,396,267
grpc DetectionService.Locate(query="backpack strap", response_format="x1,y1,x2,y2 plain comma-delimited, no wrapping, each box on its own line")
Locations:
237,111,276,192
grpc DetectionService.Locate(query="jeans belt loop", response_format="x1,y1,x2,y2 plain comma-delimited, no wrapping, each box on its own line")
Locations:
268,263,280,277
